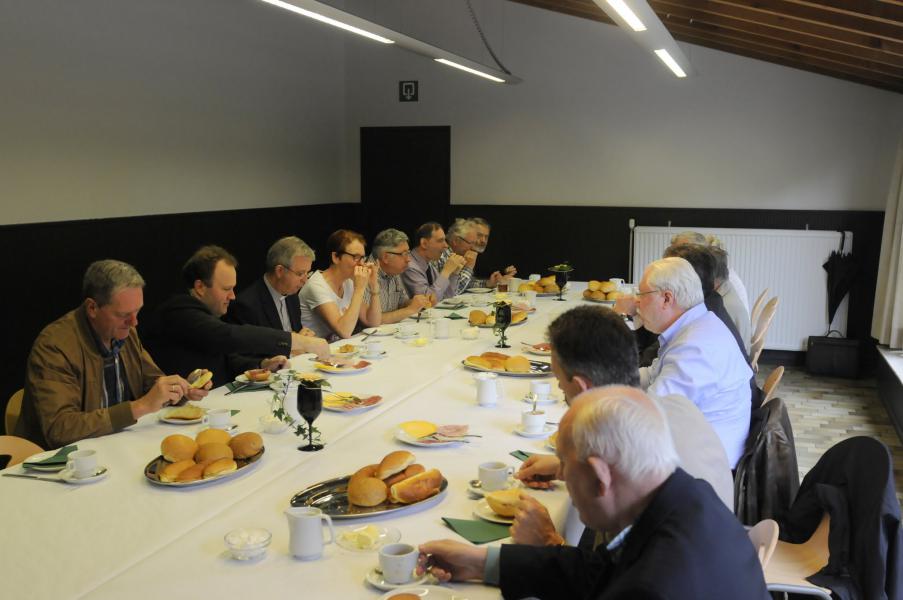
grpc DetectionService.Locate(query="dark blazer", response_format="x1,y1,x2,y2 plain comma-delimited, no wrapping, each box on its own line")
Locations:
143,294,291,387
226,277,302,332
499,468,770,600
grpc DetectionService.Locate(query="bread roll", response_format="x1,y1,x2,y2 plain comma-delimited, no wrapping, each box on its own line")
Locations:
196,428,231,446
468,310,487,325
607,291,623,301
484,314,496,326
348,474,388,507
590,290,607,301
351,464,379,481
583,289,593,299
517,283,534,293
229,432,263,459
175,462,206,483
543,283,560,293
384,463,425,487
481,352,511,361
377,450,415,480
195,442,233,463
203,457,238,478
158,459,196,482
505,355,531,373
511,311,527,324
485,489,523,517
164,405,204,420
387,594,421,600
587,280,601,291
539,275,556,286
389,468,443,504
161,434,198,462
465,356,493,370
599,281,617,293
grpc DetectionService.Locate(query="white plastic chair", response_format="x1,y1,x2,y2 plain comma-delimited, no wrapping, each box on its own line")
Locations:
764,514,833,598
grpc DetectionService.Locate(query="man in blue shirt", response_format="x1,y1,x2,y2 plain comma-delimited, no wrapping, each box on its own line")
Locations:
637,256,752,468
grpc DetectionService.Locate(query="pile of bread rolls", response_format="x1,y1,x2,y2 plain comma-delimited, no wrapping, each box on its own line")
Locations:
346,450,443,507
518,274,559,294
465,351,531,373
157,430,263,483
583,280,623,302
468,309,527,327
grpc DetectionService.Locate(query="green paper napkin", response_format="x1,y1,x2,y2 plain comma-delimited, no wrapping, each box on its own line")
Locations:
442,517,510,544
230,409,241,416
510,450,534,462
224,381,269,394
446,313,467,320
25,445,78,466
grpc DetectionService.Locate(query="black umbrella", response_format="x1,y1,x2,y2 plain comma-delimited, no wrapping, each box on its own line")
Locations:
823,231,858,326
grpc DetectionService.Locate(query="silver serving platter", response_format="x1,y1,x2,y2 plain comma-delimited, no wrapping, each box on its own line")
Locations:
290,475,448,519
473,317,528,329
461,359,552,378
144,447,264,488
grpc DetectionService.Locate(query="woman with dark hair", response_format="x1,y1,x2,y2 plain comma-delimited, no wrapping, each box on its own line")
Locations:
299,229,381,340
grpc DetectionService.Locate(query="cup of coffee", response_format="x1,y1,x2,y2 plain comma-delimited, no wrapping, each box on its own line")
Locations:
363,340,383,357
285,506,335,560
479,461,514,492
521,409,546,434
379,543,419,585
398,322,417,337
432,319,450,339
66,449,98,479
474,372,502,406
203,408,232,430
530,380,552,403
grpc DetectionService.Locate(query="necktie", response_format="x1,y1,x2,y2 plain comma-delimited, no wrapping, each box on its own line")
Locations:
426,266,434,287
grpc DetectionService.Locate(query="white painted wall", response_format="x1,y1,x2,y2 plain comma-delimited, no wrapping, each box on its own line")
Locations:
343,0,903,211
0,0,347,225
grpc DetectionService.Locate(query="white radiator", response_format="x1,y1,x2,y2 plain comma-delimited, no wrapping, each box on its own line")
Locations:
631,226,852,351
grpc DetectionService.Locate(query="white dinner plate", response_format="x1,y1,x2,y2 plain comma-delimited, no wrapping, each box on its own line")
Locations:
22,449,72,473
472,498,514,524
520,342,551,356
336,525,400,553
158,406,206,425
363,326,398,336
583,297,616,306
313,360,372,374
323,392,383,414
235,373,277,384
394,429,462,448
377,584,462,599
331,345,360,358
514,424,556,439
366,568,430,591
59,466,109,485
468,287,493,294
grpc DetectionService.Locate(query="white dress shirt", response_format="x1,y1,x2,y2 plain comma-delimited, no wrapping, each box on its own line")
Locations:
640,302,752,468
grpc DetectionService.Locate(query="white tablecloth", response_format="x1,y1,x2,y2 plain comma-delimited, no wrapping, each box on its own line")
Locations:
2,286,589,600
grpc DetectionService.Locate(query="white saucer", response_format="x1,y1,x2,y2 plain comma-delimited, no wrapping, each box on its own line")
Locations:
363,326,398,337
514,424,556,439
520,394,557,405
473,498,514,524
59,466,109,485
365,567,429,591
361,351,387,359
467,478,519,498
378,585,460,600
395,332,420,340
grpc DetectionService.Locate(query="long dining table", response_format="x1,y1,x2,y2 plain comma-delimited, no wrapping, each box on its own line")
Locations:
2,284,593,600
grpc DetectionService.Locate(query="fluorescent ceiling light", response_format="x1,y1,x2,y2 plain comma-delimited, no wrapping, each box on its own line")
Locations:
435,59,506,83
606,0,646,32
258,0,393,44
654,49,687,77
258,0,520,84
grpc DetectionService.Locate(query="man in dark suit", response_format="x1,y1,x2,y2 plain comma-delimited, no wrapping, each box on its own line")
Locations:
226,236,315,334
416,386,769,600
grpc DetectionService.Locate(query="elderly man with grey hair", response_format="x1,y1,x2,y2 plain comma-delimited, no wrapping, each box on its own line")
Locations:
227,236,316,334
17,260,209,448
672,230,750,313
415,386,769,599
366,228,434,323
636,257,752,467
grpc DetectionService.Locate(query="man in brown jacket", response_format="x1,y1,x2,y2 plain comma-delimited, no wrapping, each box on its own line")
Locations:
16,260,209,449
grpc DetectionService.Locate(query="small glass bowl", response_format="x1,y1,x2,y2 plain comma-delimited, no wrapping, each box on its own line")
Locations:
224,527,271,560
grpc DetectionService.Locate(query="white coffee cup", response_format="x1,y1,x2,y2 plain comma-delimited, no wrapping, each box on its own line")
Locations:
530,380,552,403
398,322,417,337
521,409,546,434
609,277,626,290
285,506,335,560
474,372,503,406
66,449,98,479
508,277,523,291
461,326,479,340
379,543,419,585
363,340,383,357
479,461,514,492
203,408,231,430
432,319,450,339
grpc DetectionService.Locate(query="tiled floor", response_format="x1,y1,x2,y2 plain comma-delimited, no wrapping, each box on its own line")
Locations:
757,364,903,502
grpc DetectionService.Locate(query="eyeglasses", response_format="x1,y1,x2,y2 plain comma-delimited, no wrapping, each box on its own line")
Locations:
635,288,662,297
339,251,366,262
455,235,477,247
385,250,412,258
280,265,309,278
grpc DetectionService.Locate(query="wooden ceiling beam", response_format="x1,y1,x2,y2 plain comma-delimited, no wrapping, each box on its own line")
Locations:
782,0,903,25
650,0,903,68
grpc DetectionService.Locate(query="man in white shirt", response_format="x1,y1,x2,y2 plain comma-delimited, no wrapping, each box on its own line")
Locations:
637,257,752,468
